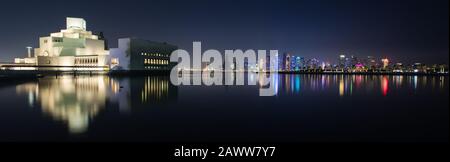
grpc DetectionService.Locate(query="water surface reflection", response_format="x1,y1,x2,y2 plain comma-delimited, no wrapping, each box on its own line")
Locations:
4,74,448,142
15,75,178,134
276,74,447,96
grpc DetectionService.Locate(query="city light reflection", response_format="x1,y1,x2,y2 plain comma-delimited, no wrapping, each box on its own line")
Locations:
381,76,389,96
339,76,345,97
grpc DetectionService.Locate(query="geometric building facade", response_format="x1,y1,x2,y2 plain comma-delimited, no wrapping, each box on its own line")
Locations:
16,17,109,70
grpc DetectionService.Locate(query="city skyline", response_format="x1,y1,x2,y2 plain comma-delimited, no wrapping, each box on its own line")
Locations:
0,0,448,65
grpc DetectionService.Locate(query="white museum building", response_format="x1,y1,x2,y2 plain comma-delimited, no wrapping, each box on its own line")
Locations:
14,17,110,70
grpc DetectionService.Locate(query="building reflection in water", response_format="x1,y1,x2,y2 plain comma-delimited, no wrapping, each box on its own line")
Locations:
16,76,108,134
16,75,178,134
15,82,39,107
440,76,445,89
108,77,131,113
140,76,177,104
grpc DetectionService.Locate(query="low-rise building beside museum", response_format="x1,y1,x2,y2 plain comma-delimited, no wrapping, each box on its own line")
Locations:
109,38,177,71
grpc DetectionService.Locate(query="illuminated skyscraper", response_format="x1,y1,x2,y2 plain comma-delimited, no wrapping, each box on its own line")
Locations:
366,56,376,70
295,56,302,71
350,55,358,67
291,56,297,71
382,58,389,69
283,53,291,71
339,54,346,70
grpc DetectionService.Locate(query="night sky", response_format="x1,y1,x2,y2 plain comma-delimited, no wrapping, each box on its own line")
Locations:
0,0,448,64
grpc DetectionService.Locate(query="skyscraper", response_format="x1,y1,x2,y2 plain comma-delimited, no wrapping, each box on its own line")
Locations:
339,54,346,70
284,53,291,71
295,56,302,71
366,56,376,70
351,55,358,67
381,58,389,69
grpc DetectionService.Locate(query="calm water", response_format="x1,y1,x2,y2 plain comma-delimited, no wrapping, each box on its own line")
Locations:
0,74,448,142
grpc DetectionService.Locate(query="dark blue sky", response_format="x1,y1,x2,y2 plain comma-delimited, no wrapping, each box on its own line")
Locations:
0,0,448,64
